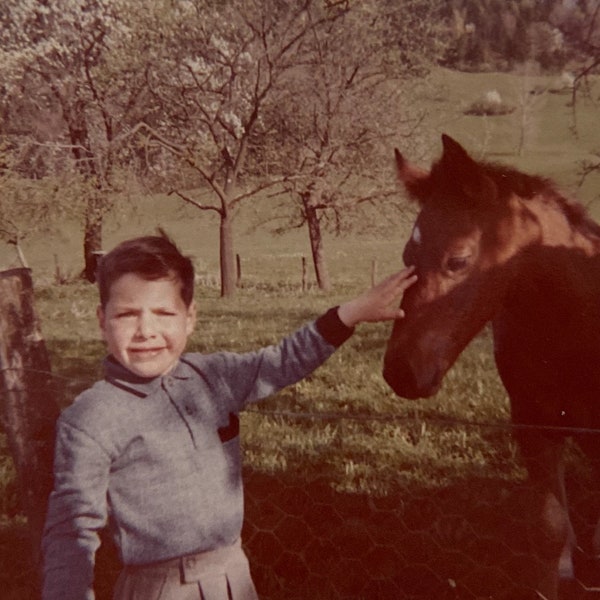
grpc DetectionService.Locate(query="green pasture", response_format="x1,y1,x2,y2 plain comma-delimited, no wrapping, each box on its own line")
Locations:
2,68,600,598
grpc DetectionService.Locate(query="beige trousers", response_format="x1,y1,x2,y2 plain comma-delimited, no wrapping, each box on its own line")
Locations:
113,539,259,600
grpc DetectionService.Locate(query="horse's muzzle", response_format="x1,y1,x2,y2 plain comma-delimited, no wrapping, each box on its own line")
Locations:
382,352,442,399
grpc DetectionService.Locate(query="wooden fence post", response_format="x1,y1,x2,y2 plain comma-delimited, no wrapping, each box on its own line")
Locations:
371,259,378,287
302,256,307,293
0,268,59,575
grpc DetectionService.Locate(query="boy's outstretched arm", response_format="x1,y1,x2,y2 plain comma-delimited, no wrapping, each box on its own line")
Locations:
337,266,417,328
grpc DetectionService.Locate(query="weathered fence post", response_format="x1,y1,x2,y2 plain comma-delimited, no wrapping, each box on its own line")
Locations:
0,268,59,575
236,253,242,287
302,256,307,293
371,259,378,287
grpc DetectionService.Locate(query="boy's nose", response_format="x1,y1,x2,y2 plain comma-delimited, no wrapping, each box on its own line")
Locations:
135,314,157,338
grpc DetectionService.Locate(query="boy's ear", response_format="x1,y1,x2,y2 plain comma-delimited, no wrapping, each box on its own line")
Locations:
186,300,197,335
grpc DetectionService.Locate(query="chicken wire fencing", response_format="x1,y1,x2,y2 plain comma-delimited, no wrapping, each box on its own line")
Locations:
2,396,600,600
92,409,600,600
238,409,600,600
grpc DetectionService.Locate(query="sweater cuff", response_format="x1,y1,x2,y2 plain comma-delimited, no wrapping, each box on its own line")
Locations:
315,306,355,347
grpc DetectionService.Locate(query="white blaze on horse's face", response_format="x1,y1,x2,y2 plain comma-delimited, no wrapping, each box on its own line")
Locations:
411,225,422,245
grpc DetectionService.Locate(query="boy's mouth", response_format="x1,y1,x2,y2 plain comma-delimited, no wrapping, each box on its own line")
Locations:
129,347,165,359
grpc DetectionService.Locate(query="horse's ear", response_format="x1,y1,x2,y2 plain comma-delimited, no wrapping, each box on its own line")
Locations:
439,135,498,206
395,148,429,202
440,134,476,170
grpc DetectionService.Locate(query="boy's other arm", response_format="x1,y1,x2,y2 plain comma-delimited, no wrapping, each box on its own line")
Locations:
42,419,110,600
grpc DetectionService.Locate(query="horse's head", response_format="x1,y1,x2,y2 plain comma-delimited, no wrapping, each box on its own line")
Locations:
383,135,542,399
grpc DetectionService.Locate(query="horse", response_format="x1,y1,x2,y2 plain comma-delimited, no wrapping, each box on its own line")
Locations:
382,134,600,599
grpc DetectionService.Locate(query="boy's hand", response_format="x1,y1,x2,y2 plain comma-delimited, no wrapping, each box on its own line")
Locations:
337,266,417,328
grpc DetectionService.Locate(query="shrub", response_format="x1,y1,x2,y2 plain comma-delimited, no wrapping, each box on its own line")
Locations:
464,90,515,116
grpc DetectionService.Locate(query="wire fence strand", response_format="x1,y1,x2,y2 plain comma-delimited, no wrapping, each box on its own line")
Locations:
2,365,600,436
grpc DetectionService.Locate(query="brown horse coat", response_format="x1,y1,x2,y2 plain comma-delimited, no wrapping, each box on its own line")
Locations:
383,135,600,599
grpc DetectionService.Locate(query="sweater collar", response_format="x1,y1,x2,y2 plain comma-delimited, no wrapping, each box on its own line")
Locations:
103,355,190,397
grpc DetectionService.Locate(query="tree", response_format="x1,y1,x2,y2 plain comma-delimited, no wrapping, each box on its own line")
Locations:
0,0,149,281
440,0,571,71
0,137,94,271
549,0,600,186
256,0,448,290
131,0,348,297
0,169,62,269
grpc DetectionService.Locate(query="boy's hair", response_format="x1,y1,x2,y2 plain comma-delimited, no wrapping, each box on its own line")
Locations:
96,232,195,308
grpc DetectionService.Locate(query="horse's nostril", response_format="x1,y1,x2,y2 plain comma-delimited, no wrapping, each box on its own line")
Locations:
383,351,442,399
383,355,421,399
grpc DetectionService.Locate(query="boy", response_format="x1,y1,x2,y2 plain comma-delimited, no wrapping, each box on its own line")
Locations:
42,233,416,600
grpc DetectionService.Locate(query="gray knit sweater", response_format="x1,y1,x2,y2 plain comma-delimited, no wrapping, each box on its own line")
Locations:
41,309,353,599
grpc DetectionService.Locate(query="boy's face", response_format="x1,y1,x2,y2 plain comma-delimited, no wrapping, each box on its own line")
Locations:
97,273,196,378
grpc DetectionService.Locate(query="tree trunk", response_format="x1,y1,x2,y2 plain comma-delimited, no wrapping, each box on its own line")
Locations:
0,268,59,575
305,203,332,292
83,195,104,283
65,101,107,283
220,211,237,297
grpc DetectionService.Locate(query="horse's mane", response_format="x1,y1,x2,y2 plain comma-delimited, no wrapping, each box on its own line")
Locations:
481,161,600,241
426,156,600,242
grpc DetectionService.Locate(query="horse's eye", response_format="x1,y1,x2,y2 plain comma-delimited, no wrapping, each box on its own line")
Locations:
446,256,469,272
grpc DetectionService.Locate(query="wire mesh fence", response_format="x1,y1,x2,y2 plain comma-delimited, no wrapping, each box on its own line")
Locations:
240,409,600,600
1,370,600,599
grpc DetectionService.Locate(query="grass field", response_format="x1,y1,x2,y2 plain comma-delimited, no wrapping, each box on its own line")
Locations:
2,68,600,599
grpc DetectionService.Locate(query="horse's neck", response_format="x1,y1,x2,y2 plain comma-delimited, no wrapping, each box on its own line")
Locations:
493,252,600,382
495,197,600,343
528,194,600,257
492,195,600,389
